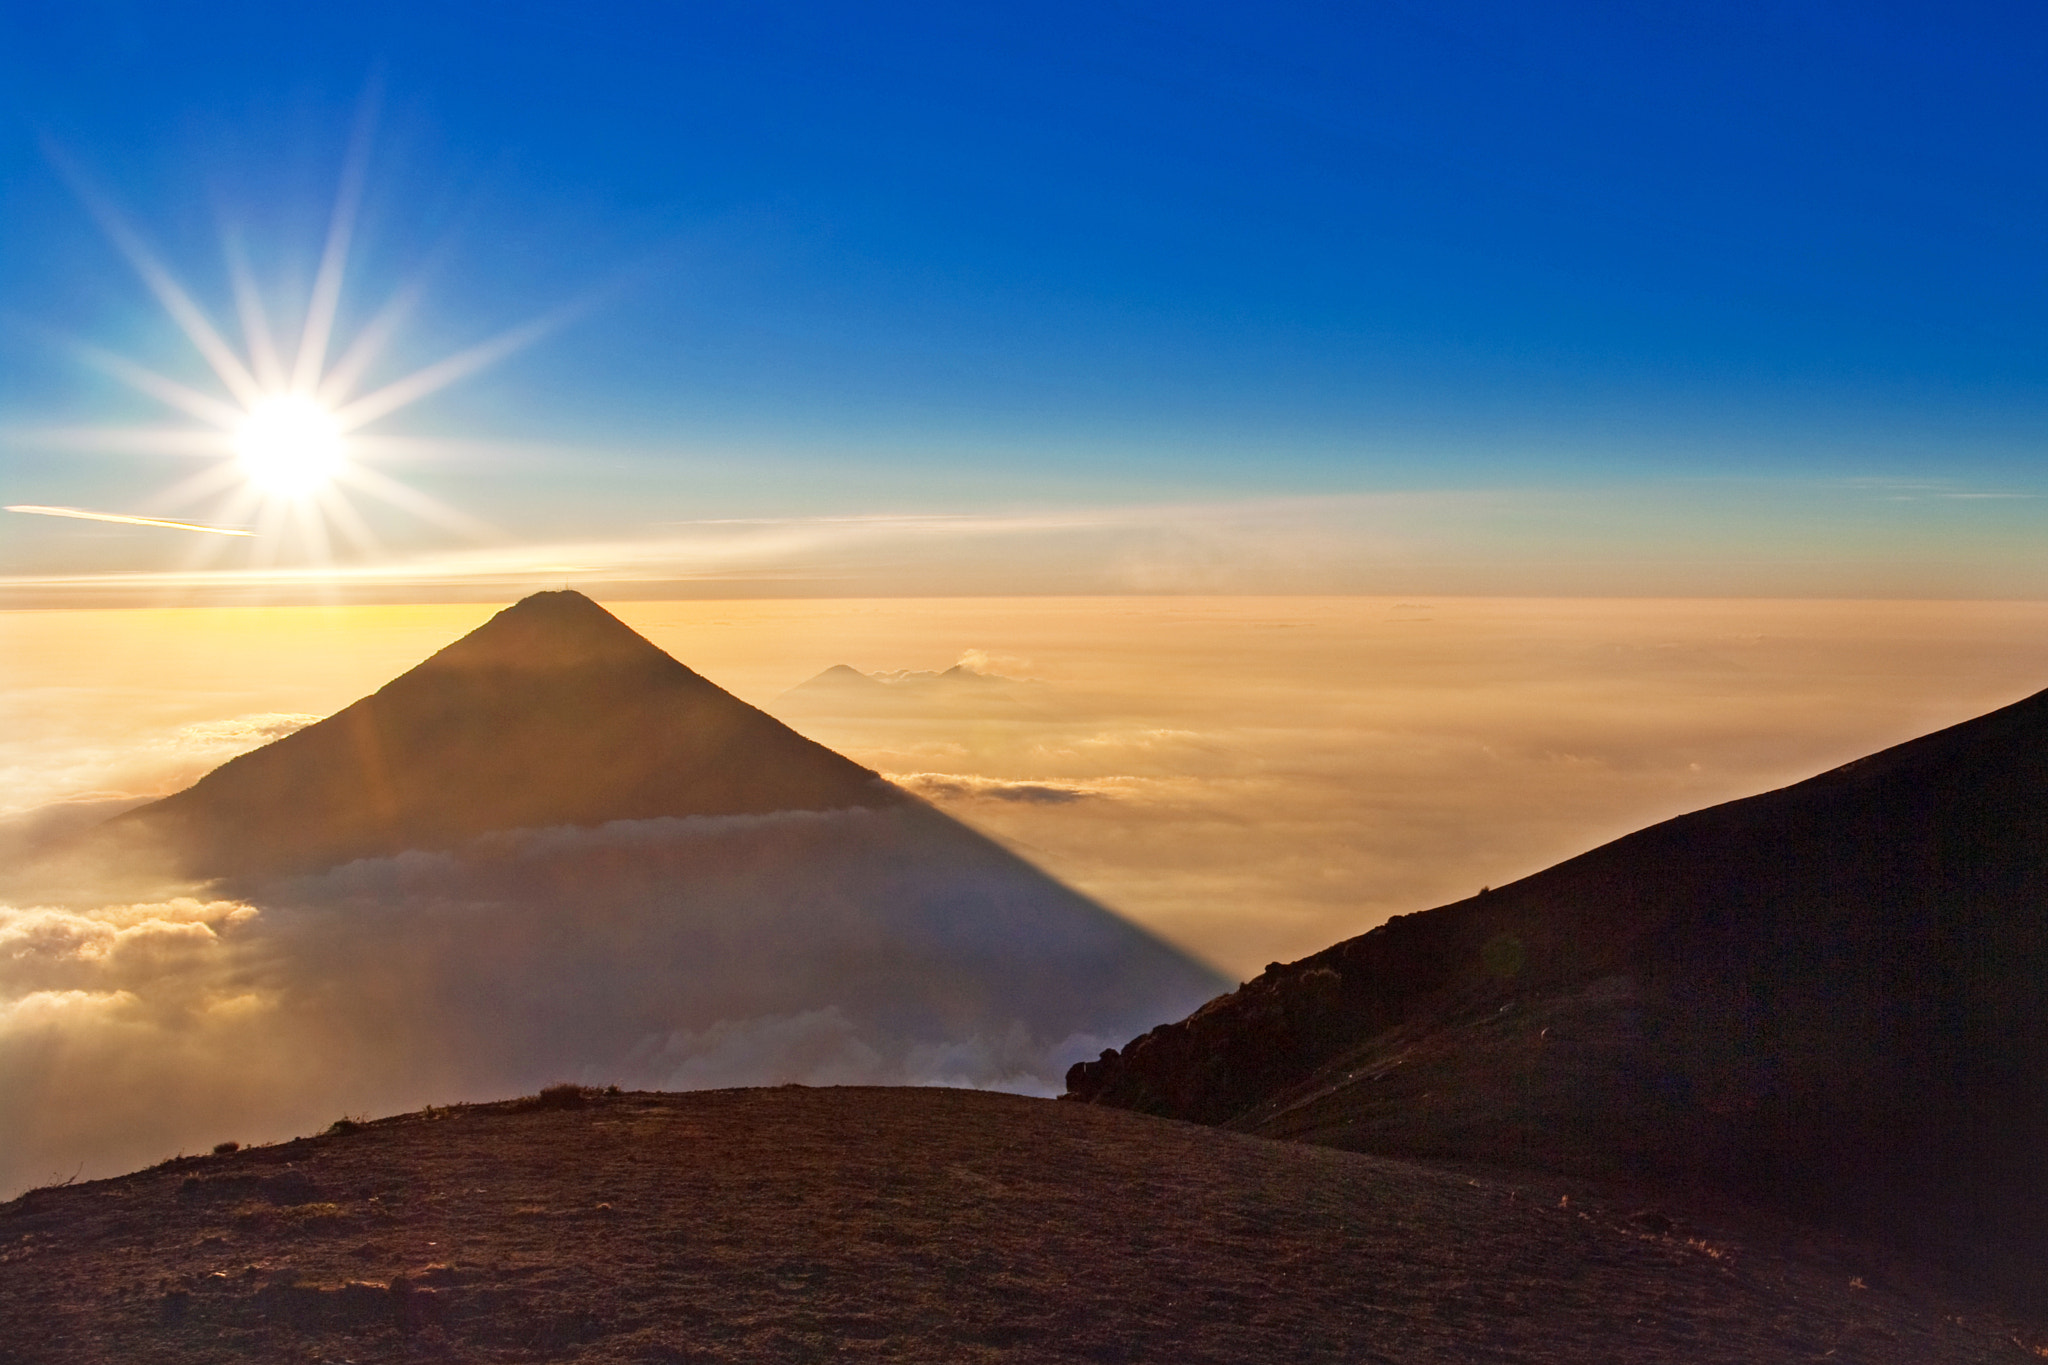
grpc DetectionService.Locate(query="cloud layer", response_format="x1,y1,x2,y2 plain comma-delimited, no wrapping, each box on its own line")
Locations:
752,596,2048,975
0,804,1221,1197
10,594,2048,1195
886,773,1099,805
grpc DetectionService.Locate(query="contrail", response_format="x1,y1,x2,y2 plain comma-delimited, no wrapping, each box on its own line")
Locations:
5,505,255,536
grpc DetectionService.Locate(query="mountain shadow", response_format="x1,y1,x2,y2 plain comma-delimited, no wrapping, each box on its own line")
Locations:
1066,683,2048,1304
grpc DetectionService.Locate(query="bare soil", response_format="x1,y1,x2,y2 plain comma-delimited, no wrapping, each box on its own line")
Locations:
0,1086,2038,1364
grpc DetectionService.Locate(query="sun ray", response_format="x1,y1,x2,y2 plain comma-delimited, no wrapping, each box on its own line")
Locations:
336,461,500,540
246,498,297,572
208,481,267,530
331,313,558,431
69,341,249,429
316,278,424,407
291,92,378,396
15,425,233,457
44,142,265,407
182,484,268,571
288,496,336,572
315,485,385,558
223,229,288,392
144,460,250,516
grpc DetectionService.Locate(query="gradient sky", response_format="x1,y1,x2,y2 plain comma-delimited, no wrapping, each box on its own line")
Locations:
1,1,2044,598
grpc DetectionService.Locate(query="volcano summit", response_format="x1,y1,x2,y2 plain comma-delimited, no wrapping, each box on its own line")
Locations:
118,590,905,881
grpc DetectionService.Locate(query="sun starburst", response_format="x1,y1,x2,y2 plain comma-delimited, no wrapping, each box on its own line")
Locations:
35,112,562,575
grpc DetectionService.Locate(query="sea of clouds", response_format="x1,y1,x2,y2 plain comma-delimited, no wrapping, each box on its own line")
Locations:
0,768,1222,1197
15,595,2048,1198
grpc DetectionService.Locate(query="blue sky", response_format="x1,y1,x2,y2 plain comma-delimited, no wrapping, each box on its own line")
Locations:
1,1,2044,596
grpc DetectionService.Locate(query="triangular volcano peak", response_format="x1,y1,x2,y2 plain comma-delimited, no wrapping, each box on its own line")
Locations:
421,590,672,673
120,591,901,880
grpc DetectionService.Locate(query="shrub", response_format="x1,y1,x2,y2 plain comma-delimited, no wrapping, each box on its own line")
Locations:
514,1082,603,1111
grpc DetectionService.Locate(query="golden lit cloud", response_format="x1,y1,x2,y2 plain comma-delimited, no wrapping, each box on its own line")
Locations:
4,595,2048,1194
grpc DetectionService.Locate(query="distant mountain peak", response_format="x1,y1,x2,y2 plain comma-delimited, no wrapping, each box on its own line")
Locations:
793,663,890,691
117,592,903,880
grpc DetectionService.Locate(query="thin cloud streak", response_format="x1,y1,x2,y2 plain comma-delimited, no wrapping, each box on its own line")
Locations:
4,481,2047,604
0,495,1396,594
6,505,254,536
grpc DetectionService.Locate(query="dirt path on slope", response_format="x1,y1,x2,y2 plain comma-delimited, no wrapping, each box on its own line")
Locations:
0,1087,2037,1364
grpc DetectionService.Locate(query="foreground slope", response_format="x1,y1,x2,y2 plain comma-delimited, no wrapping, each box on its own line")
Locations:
1,1087,2037,1365
1067,683,2048,1295
117,591,900,881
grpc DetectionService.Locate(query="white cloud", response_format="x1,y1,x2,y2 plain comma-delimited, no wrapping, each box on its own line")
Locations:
886,773,1105,805
0,712,318,819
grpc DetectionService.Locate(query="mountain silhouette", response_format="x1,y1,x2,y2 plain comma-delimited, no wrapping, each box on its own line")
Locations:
790,663,890,694
119,591,901,880
1067,683,2048,1300
779,661,1029,713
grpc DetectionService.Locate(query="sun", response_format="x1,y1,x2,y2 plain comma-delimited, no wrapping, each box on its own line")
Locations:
36,113,563,567
235,394,346,497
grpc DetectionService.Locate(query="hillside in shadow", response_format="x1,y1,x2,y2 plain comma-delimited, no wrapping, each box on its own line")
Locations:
1068,681,2048,1305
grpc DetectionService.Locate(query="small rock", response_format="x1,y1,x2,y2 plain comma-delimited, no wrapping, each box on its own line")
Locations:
1629,1209,1675,1235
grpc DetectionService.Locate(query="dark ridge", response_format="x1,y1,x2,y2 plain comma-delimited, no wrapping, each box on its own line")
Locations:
1066,682,2048,1305
117,591,902,880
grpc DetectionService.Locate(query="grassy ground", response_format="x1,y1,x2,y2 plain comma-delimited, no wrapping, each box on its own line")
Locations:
0,1086,2039,1364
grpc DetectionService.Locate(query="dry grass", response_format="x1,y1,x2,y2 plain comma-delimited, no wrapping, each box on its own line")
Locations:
0,1086,2040,1364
